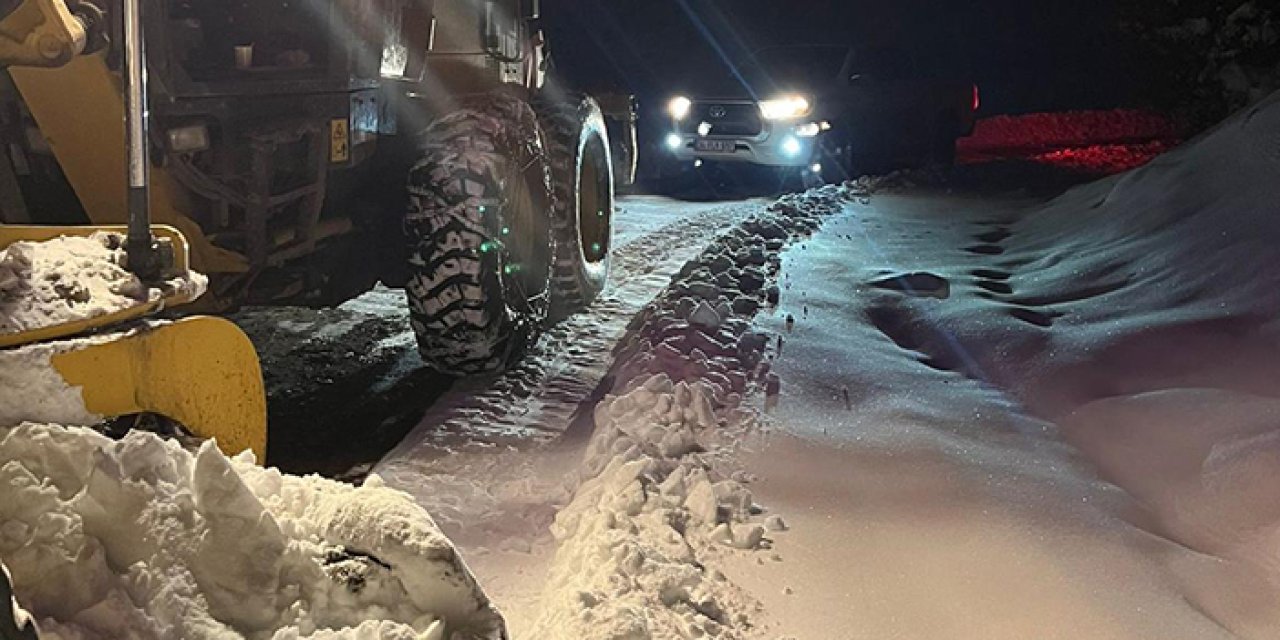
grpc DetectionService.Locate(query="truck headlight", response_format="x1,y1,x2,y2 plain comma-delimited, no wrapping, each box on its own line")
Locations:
759,95,811,120
668,96,692,120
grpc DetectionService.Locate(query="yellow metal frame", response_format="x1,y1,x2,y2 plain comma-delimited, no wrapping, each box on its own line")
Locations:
0,224,199,348
8,54,249,277
0,0,85,67
50,316,267,459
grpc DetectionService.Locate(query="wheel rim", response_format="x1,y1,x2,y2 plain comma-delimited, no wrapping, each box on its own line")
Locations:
578,134,612,266
503,166,551,308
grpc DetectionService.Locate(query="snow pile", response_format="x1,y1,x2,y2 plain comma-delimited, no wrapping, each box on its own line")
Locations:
527,376,761,638
958,109,1184,155
952,110,1187,178
1026,139,1179,174
0,232,207,336
0,335,109,428
980,90,1280,576
524,186,852,637
0,423,505,640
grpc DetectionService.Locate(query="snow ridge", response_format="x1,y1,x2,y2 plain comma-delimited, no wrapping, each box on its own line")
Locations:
526,186,855,638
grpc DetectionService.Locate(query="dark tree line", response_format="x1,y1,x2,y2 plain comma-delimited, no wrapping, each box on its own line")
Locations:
1121,0,1279,122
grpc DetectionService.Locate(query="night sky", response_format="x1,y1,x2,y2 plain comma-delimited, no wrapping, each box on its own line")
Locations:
543,0,1157,115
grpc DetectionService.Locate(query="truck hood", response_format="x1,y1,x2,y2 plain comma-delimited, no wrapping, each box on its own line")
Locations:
666,68,834,102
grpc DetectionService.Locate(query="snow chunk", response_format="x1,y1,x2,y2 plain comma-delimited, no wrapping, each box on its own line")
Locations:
688,301,722,330
0,423,504,639
0,231,207,336
0,338,104,428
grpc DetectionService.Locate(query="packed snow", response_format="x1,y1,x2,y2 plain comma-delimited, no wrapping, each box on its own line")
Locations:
723,90,1280,637
0,336,107,428
0,231,207,336
0,423,505,639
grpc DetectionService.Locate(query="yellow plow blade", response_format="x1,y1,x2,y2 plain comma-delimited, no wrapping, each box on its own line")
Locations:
50,316,267,460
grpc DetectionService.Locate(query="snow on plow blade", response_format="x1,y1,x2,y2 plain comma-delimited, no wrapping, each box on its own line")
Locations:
0,225,204,349
49,316,267,460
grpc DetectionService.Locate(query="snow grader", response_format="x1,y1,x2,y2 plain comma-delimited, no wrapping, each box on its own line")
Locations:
0,0,631,460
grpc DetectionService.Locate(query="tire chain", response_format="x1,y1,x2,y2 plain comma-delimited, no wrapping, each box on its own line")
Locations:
404,93,555,375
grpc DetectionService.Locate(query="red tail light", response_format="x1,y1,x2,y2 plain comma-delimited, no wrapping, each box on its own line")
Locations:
972,84,981,112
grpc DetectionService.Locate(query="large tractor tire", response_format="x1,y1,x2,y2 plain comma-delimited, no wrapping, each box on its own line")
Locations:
533,93,615,321
404,94,554,376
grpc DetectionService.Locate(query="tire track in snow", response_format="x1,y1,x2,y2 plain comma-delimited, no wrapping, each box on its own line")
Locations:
373,199,763,478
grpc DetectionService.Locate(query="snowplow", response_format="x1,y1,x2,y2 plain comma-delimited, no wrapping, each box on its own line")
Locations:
0,225,268,459
0,0,268,459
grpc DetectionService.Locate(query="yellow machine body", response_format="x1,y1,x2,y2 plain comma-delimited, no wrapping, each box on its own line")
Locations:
0,1,268,461
49,316,267,460
8,58,250,279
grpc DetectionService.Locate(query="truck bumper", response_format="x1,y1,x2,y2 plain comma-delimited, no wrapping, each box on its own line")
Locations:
661,123,825,169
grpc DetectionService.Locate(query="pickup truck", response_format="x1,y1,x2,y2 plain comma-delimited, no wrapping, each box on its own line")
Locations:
659,43,979,183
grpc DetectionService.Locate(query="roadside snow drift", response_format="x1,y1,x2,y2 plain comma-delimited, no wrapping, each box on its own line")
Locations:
740,91,1280,638
979,90,1280,588
0,423,505,640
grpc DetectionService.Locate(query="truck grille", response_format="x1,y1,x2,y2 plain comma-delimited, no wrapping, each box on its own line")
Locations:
676,102,763,136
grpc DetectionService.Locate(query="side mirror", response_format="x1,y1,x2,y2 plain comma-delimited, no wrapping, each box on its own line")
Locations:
849,73,874,85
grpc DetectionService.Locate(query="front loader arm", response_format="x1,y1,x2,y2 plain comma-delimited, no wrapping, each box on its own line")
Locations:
0,0,87,67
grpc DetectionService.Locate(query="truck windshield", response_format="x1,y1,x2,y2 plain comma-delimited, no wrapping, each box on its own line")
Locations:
749,46,848,86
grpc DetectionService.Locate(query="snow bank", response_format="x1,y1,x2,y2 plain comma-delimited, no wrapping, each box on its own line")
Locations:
808,90,1280,634
0,231,207,336
0,423,505,640
527,375,761,638
958,109,1184,155
937,94,1280,567
524,186,854,637
986,91,1280,406
0,337,105,428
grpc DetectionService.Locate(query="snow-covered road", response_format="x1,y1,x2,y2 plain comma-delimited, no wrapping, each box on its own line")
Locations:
232,195,764,478
721,95,1280,638
725,194,1245,638
214,95,1280,639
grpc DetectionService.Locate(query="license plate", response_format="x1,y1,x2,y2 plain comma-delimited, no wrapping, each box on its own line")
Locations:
695,139,735,153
